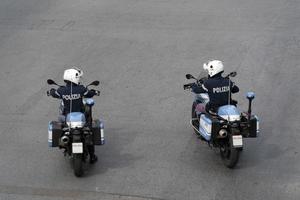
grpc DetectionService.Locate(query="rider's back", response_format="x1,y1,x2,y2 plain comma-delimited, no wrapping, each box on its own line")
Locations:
57,82,88,114
203,74,239,111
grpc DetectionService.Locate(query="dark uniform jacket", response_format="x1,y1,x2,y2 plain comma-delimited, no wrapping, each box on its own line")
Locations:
192,73,239,111
50,82,96,114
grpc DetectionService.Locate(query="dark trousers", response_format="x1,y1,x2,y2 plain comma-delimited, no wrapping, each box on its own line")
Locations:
87,145,95,156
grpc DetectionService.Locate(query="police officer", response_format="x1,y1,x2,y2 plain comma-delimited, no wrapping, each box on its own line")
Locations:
49,67,98,164
192,60,239,113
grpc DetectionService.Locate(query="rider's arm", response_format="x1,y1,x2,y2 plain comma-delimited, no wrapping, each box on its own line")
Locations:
50,88,61,99
191,82,208,94
82,86,97,98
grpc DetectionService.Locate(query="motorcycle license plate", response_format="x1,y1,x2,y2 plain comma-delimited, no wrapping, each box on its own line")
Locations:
232,135,243,147
72,143,83,154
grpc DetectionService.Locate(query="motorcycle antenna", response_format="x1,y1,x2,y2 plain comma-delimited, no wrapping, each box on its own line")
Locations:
69,81,73,130
227,73,231,121
228,74,231,106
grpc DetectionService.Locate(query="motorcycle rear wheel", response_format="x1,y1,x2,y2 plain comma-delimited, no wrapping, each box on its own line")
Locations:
220,141,239,168
73,154,84,177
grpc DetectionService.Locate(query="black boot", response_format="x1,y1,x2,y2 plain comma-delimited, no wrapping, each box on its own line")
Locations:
87,145,97,164
90,154,98,164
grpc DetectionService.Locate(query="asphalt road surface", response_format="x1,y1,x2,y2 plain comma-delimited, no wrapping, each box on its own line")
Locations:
0,0,299,200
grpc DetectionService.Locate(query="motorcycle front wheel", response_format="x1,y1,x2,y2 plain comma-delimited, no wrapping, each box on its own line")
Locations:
220,140,240,168
191,102,199,135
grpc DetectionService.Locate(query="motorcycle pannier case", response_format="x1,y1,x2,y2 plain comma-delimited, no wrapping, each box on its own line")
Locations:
92,119,104,145
48,121,63,147
248,115,259,137
199,114,221,141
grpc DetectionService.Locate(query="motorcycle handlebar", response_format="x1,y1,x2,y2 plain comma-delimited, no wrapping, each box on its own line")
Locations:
46,89,100,97
90,89,100,96
46,88,56,96
225,71,237,78
183,83,194,90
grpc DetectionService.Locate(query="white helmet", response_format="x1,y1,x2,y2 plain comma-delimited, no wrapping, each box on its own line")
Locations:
203,60,224,77
63,67,83,85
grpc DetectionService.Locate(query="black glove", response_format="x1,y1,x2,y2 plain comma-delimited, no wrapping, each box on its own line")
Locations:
197,77,207,85
49,88,56,96
197,79,203,85
90,89,100,96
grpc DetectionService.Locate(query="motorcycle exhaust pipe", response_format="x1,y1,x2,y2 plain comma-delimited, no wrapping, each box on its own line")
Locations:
61,135,70,144
218,129,228,138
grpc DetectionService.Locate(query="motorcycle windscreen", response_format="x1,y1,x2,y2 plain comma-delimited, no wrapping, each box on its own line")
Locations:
195,93,209,104
218,105,241,121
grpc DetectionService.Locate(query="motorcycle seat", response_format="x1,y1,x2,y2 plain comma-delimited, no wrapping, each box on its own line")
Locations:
205,106,218,117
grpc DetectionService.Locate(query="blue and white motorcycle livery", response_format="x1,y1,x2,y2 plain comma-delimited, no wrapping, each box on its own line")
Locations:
47,79,105,177
184,72,259,168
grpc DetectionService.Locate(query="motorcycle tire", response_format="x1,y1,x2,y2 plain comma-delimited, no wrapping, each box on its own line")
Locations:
220,140,240,168
73,154,84,177
191,102,199,135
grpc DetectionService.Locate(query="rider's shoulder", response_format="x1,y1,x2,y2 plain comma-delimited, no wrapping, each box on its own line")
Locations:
76,84,87,92
77,84,86,89
57,86,66,92
204,77,215,84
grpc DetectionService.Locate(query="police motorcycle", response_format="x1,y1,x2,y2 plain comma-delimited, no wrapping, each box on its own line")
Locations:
183,72,259,168
46,79,105,177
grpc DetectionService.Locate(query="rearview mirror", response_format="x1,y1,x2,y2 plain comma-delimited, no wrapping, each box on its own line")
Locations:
88,80,100,86
230,72,237,77
186,74,195,80
47,79,56,85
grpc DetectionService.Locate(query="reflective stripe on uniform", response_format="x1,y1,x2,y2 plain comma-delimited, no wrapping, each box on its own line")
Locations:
201,84,208,92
